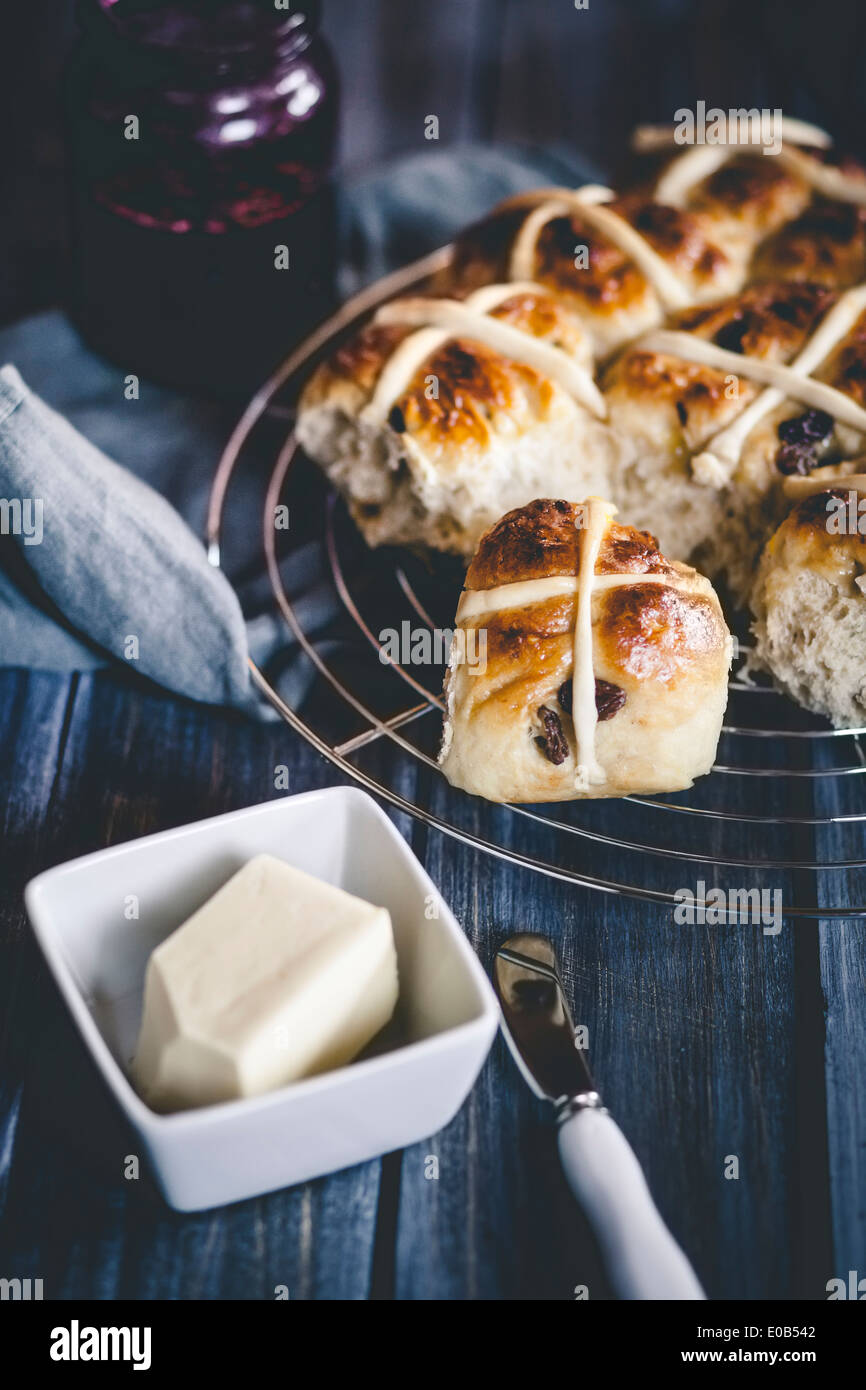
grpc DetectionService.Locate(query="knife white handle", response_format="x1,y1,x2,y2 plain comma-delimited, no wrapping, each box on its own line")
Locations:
557,1106,706,1300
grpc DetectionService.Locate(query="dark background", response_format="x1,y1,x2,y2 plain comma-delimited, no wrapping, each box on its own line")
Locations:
3,0,866,327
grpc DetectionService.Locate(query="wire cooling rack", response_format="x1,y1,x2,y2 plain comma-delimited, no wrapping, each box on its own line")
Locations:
207,250,866,919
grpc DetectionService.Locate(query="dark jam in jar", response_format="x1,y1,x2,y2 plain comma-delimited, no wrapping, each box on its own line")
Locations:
66,1,339,395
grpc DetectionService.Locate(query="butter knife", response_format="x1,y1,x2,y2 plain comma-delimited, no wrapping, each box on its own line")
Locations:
493,933,705,1301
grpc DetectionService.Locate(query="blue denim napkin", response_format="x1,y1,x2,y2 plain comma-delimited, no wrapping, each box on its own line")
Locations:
0,143,594,712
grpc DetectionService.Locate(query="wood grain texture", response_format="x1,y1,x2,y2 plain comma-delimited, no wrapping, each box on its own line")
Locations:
0,672,381,1301
389,770,817,1301
0,662,845,1301
0,672,76,1226
820,918,866,1285
813,736,866,1288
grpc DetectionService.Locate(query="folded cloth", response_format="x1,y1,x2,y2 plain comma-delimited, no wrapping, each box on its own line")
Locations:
0,363,254,706
0,142,595,712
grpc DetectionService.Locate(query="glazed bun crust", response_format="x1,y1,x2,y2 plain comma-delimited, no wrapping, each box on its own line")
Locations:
296,289,614,557
752,201,866,288
606,281,836,434
696,303,866,605
294,122,866,746
603,281,839,566
445,196,739,358
817,305,866,404
439,499,732,803
685,154,811,244
301,288,592,443
465,497,677,588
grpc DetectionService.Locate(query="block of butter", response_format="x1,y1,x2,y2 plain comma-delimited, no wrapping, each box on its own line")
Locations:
132,854,399,1113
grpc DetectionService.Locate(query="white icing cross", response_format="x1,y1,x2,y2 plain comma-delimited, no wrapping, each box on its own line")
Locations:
504,186,694,312
360,281,606,424
782,470,866,500
637,283,866,486
640,118,866,210
455,500,679,790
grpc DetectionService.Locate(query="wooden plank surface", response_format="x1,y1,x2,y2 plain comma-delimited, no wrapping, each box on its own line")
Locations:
389,770,827,1300
813,738,866,1288
0,665,850,1300
820,917,866,1285
0,672,382,1301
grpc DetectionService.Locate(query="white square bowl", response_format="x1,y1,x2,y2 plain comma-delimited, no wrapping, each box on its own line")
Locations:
25,787,499,1211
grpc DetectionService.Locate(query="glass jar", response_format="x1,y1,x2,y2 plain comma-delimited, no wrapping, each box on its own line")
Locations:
66,1,339,395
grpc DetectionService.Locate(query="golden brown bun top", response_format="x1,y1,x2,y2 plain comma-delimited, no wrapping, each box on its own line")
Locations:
327,322,403,397
752,200,866,288
465,497,679,588
448,195,734,311
672,280,835,358
759,482,866,592
596,578,727,681
606,281,837,413
463,499,728,685
775,485,866,556
324,289,584,391
301,288,592,452
818,306,866,405
615,195,730,277
686,153,811,233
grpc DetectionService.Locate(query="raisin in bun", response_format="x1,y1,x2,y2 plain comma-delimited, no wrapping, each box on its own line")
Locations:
439,498,732,803
704,298,866,605
749,472,866,726
603,280,866,606
296,285,614,558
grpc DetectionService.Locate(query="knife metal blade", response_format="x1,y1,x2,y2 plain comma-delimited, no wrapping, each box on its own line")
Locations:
494,933,600,1116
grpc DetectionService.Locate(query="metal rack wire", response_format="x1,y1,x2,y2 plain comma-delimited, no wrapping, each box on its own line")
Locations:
207,250,866,919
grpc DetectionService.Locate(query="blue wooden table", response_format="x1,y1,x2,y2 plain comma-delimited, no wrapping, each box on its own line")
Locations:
1,0,865,1304
0,664,862,1299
